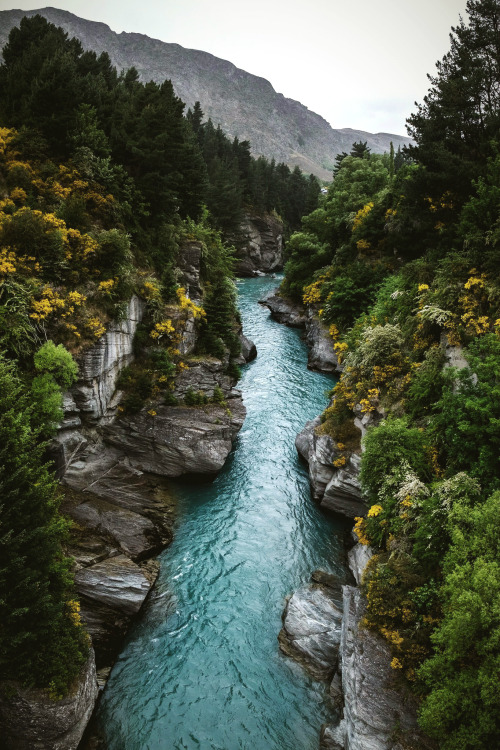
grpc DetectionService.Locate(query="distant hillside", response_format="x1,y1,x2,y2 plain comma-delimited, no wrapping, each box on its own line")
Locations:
0,7,413,180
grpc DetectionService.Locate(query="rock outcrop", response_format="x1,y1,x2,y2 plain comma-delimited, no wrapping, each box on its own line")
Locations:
260,289,343,373
62,450,174,665
279,571,343,681
103,396,246,477
234,212,283,276
259,290,307,327
305,313,343,373
330,586,422,750
0,651,98,750
295,418,365,518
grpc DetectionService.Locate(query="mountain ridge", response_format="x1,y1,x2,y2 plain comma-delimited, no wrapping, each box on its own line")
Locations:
0,7,413,179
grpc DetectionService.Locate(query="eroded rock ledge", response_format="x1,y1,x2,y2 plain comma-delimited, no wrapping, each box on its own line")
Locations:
295,417,365,519
259,289,343,373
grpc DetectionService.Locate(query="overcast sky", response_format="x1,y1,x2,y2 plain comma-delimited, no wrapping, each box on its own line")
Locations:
1,0,469,135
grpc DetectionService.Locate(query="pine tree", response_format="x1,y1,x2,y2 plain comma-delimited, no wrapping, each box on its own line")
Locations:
0,357,88,694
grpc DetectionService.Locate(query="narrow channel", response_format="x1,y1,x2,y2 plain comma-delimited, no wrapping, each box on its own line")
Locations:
94,275,348,750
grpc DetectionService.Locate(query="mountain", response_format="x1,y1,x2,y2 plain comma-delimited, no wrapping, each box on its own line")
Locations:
0,7,413,180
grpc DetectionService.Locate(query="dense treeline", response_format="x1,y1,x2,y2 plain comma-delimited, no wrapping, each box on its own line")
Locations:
0,14,320,695
0,14,319,243
282,2,500,748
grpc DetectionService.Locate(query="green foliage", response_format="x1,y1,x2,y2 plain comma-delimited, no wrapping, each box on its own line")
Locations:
29,373,64,439
418,489,500,749
0,356,88,693
34,341,78,388
431,334,500,493
94,228,132,278
360,418,431,504
405,346,445,421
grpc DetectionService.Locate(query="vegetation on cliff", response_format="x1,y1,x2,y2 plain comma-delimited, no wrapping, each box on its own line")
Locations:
283,2,500,747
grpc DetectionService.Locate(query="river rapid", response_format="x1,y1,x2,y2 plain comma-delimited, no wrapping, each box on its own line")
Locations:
94,275,348,750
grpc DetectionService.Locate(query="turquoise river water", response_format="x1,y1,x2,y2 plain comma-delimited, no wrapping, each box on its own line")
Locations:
94,275,348,750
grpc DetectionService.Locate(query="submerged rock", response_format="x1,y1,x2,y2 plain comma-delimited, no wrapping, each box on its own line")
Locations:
279,574,343,681
0,651,98,750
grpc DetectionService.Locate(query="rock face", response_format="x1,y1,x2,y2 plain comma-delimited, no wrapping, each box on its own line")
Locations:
259,291,307,327
103,395,246,477
51,295,145,475
73,295,145,425
62,450,175,665
279,572,344,680
305,314,343,373
0,651,98,750
295,418,365,518
261,289,343,374
333,587,421,750
234,212,283,276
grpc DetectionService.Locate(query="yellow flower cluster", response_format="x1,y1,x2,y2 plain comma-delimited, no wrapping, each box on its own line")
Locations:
352,202,373,231
98,278,116,295
141,280,161,301
302,279,323,305
85,316,106,339
367,504,383,518
356,238,371,252
176,287,206,319
333,455,347,468
66,599,82,627
353,516,370,545
0,248,16,275
150,319,175,340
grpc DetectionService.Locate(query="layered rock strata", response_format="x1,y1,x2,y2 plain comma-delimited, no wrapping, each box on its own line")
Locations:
295,417,365,519
235,212,284,277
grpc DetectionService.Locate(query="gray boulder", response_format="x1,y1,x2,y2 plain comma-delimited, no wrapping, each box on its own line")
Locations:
279,581,343,680
240,333,257,362
259,290,307,327
0,651,98,750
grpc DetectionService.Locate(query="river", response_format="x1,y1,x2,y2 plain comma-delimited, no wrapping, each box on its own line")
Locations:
93,275,347,750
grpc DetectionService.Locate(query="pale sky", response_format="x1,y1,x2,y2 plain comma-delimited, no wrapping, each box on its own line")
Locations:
0,0,468,135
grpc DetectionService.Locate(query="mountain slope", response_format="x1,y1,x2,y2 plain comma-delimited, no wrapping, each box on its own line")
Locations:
0,7,412,179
